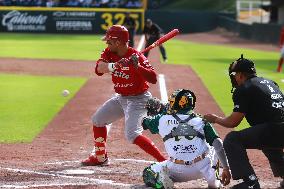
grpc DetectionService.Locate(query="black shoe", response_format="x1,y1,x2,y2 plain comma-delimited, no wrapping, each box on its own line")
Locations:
231,181,260,189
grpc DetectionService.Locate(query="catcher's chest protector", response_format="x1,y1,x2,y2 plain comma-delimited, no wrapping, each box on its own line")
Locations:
163,114,205,142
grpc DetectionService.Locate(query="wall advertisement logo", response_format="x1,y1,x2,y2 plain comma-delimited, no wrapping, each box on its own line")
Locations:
56,21,92,31
2,10,48,31
53,11,96,18
53,11,95,31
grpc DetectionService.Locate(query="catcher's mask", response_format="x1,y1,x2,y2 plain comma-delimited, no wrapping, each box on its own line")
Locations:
102,25,129,43
229,54,256,93
168,89,196,114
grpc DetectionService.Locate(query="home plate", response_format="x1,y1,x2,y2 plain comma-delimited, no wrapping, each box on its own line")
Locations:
59,169,95,175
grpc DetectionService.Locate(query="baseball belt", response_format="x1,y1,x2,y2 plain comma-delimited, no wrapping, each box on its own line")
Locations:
169,151,208,166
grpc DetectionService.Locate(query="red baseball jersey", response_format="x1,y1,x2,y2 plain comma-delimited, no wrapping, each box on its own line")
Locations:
95,47,157,96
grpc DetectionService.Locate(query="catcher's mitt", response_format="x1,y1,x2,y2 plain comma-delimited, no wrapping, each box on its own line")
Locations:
145,97,162,116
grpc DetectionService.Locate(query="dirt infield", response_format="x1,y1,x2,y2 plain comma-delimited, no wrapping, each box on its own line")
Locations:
0,32,282,188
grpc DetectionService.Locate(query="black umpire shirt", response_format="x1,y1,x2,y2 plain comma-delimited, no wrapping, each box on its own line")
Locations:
123,17,135,31
143,23,162,39
233,76,284,125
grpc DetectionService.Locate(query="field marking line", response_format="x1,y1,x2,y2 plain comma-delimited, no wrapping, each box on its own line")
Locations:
158,74,168,103
0,182,127,189
0,167,133,188
44,158,154,165
115,158,154,164
137,34,145,51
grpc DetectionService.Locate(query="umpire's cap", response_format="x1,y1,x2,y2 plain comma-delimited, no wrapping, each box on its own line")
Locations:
229,54,256,75
146,18,152,24
228,54,256,92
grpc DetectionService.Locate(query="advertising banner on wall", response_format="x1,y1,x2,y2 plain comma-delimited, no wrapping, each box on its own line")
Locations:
0,8,144,34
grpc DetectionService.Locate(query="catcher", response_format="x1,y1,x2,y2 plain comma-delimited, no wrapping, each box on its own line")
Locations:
142,89,231,189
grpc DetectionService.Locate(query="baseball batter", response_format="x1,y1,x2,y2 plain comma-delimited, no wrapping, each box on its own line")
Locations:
81,25,166,166
142,89,231,189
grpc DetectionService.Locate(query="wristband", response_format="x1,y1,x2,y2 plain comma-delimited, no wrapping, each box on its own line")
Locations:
108,63,115,72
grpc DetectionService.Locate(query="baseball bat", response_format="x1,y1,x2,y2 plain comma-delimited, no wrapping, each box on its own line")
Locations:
140,29,179,54
115,29,179,68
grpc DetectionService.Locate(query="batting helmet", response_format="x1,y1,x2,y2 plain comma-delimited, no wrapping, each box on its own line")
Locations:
229,54,256,91
102,25,129,43
168,89,196,114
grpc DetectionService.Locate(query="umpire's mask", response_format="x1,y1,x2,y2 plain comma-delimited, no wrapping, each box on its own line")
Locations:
228,54,257,93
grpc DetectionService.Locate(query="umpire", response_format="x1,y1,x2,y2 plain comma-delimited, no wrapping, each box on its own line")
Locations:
204,55,284,189
143,19,167,62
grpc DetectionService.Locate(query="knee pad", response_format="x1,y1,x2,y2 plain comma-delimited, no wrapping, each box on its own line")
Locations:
142,165,163,189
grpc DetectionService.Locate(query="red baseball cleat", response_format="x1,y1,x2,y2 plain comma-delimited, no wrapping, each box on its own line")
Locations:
81,155,109,166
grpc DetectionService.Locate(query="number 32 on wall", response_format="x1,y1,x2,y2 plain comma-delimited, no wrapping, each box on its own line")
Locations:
101,13,139,31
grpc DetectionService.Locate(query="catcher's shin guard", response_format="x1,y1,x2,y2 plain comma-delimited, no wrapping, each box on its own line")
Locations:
142,165,173,189
133,135,167,162
143,166,164,189
81,125,109,166
158,166,174,189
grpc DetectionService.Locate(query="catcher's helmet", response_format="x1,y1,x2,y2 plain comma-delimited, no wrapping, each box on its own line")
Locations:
168,89,196,114
102,25,129,43
229,54,256,92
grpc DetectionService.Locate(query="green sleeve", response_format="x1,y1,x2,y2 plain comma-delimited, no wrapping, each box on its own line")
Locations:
203,121,219,145
142,114,163,134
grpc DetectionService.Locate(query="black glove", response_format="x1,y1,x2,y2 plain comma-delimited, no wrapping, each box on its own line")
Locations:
145,97,162,116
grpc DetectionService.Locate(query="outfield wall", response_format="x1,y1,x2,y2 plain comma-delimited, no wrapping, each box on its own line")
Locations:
146,10,279,44
145,10,219,33
219,16,281,44
0,7,144,34
0,7,280,44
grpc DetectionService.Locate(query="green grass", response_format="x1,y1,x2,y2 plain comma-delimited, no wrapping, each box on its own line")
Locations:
0,33,104,61
0,73,87,143
166,40,279,130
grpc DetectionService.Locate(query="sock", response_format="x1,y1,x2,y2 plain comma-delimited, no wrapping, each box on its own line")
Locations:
133,135,167,162
93,125,107,161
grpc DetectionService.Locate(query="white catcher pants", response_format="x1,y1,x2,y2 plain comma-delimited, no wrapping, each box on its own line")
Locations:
150,153,221,188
